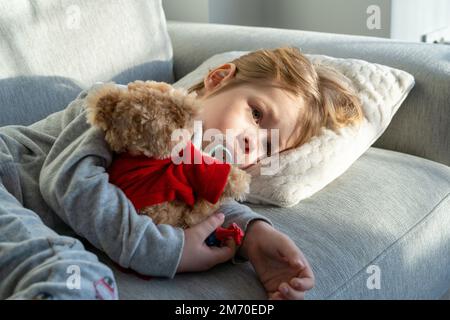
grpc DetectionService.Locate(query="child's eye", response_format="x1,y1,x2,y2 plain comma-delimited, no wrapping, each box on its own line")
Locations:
251,106,262,123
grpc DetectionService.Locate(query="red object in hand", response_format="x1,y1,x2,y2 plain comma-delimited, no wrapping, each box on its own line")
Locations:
215,223,245,246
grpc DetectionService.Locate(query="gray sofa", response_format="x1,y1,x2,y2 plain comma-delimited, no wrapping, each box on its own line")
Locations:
1,0,449,299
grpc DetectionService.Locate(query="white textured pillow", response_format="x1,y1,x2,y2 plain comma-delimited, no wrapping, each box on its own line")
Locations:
174,51,415,207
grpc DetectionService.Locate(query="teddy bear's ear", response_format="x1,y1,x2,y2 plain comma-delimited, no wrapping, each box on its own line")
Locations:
85,82,123,132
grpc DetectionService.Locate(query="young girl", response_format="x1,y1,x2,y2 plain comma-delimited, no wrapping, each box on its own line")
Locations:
0,47,362,300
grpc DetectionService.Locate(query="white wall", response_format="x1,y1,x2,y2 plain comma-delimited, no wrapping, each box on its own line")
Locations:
391,0,450,42
262,0,392,38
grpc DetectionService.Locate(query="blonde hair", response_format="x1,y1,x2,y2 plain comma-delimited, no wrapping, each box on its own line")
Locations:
188,47,364,150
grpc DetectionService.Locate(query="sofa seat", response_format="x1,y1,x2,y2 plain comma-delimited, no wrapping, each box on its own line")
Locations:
97,147,449,299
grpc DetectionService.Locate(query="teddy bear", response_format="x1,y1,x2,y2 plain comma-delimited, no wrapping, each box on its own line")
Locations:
84,80,251,236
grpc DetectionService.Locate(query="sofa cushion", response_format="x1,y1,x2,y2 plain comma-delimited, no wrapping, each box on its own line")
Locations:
98,147,450,299
0,0,173,126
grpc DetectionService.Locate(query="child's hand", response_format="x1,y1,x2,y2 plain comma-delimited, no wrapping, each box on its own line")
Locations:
239,221,315,300
176,213,235,273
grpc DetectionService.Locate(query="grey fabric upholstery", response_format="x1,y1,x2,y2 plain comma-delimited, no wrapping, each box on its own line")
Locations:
167,21,450,167
0,0,173,126
105,147,450,299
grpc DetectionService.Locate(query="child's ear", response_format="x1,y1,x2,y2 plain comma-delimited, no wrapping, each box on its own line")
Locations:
85,82,123,131
203,63,236,92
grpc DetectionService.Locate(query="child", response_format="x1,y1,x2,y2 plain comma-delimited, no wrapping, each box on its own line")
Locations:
0,47,362,300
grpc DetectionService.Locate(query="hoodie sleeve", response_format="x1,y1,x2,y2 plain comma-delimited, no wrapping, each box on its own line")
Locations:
39,101,184,278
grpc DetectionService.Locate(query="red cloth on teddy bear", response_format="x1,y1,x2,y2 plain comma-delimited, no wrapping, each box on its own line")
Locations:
107,141,231,211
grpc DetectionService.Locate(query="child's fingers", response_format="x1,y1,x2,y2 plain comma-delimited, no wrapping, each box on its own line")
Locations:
290,277,314,291
282,253,315,290
297,259,315,285
195,212,225,240
288,257,305,269
207,245,234,265
224,238,237,252
279,246,301,263
289,253,315,288
268,291,283,300
277,240,304,268
278,282,305,300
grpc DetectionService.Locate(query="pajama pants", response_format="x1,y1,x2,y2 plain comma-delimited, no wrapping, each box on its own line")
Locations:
0,149,118,300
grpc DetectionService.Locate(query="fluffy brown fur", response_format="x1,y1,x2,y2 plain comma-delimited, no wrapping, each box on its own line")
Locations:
85,80,251,228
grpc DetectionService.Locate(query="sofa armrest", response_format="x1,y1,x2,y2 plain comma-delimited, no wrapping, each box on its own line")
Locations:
168,21,450,166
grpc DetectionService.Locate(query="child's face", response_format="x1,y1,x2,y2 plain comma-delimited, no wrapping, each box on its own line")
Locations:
196,63,302,169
